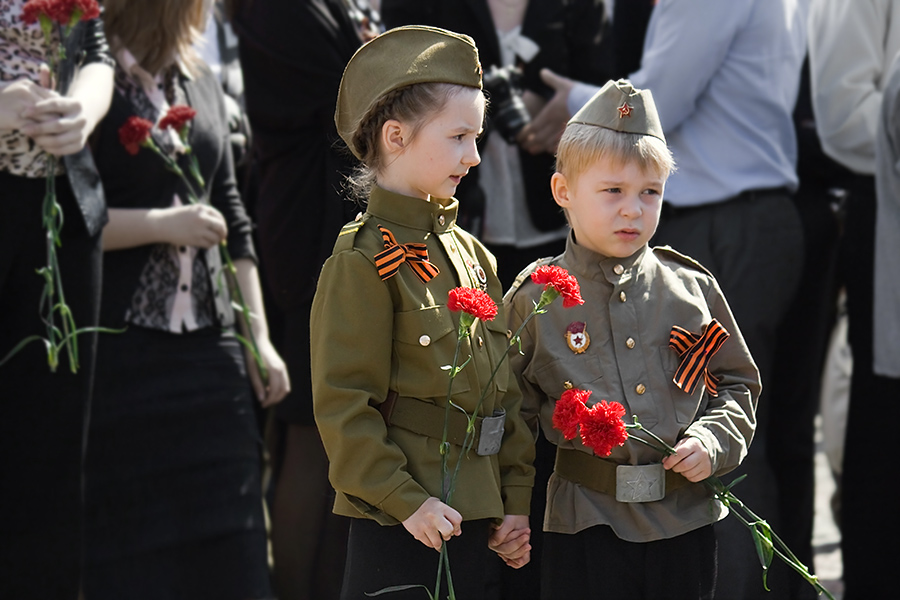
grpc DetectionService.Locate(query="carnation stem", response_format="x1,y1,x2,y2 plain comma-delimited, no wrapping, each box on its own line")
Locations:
1,12,118,373
623,419,835,600
154,143,269,386
445,308,536,506
434,327,467,600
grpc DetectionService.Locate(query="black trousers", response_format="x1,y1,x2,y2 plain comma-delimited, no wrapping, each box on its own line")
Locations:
652,190,805,599
340,518,499,600
0,172,102,599
767,190,843,600
840,185,900,599
541,525,717,600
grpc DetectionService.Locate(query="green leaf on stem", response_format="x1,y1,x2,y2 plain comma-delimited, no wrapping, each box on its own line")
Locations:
726,474,749,492
0,336,48,367
365,584,435,599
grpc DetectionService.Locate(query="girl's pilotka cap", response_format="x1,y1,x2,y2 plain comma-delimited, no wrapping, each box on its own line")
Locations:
335,25,483,159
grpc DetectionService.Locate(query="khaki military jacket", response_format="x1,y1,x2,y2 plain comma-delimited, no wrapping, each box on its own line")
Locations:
311,187,535,526
504,234,760,542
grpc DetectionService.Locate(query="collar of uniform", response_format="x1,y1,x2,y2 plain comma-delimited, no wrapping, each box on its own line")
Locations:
565,230,649,285
366,186,459,233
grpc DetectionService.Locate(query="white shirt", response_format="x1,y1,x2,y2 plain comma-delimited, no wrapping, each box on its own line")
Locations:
572,0,807,206
808,0,900,175
480,26,568,248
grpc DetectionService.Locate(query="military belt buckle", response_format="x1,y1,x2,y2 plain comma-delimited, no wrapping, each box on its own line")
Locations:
476,409,506,456
615,464,666,503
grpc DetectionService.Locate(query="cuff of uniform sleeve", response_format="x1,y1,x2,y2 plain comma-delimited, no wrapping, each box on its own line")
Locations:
501,485,533,516
684,428,725,475
378,479,432,523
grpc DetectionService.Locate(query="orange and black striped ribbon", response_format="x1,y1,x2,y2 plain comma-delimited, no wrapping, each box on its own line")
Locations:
374,225,440,283
668,319,730,396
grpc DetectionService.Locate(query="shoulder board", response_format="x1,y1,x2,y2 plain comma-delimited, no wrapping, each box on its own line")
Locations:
653,245,714,277
503,256,555,301
331,214,367,254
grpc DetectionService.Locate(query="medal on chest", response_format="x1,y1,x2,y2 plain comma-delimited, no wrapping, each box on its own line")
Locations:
464,256,489,291
566,321,590,354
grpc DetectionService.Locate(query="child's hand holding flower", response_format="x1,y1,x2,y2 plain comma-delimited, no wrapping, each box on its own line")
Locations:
662,437,712,482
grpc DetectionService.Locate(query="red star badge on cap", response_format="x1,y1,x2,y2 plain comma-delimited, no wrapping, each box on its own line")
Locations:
617,101,633,118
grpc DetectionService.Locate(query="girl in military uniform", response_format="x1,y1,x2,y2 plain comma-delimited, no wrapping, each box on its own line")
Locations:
310,25,536,599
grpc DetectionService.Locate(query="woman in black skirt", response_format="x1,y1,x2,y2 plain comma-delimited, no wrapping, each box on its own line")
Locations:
83,1,289,598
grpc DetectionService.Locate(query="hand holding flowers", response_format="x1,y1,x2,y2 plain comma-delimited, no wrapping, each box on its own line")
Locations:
553,388,836,600
401,497,463,552
1,0,114,372
116,107,286,401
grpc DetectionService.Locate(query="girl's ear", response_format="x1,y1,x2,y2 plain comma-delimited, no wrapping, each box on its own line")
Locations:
381,119,406,155
551,172,571,208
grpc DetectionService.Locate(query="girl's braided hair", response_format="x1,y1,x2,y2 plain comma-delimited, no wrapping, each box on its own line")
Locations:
345,82,475,203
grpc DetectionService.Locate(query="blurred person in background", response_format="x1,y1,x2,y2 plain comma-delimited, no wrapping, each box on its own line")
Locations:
0,3,113,598
808,1,900,597
231,1,381,598
82,1,288,598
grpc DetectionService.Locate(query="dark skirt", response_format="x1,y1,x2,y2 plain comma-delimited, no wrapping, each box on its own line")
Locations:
541,524,717,600
341,518,500,600
0,171,102,599
84,325,272,600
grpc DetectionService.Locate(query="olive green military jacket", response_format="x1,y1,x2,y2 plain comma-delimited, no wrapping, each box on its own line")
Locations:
311,187,535,526
504,234,760,542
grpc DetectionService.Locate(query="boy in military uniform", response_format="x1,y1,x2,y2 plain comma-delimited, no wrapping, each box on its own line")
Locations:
504,80,760,599
310,26,535,599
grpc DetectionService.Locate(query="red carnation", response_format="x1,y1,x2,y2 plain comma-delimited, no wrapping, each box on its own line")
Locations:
22,0,99,25
447,287,497,322
21,0,54,23
553,388,590,440
56,0,100,22
118,116,154,156
159,105,197,136
579,399,628,458
531,265,584,308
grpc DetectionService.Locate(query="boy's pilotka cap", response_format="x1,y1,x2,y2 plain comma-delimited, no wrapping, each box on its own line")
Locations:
568,79,666,143
335,25,484,159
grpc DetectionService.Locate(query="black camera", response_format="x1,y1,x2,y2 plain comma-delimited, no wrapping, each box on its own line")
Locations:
482,65,531,144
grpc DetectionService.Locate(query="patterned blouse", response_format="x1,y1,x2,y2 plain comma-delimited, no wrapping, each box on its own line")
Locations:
114,49,216,333
0,0,63,177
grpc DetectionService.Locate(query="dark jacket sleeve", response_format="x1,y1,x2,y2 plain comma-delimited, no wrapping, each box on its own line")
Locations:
201,72,256,263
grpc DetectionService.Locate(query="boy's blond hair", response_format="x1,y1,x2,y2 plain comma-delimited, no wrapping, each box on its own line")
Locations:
556,123,675,184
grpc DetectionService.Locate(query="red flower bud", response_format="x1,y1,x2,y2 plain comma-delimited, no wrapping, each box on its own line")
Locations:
531,265,584,308
118,116,154,156
579,399,628,458
447,287,498,322
22,0,100,25
159,105,197,135
553,388,590,440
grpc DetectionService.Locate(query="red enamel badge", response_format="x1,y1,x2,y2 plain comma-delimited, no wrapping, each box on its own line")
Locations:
566,321,590,354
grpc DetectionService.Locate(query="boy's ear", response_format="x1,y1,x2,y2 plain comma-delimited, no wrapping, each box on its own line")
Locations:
551,172,570,208
381,119,406,155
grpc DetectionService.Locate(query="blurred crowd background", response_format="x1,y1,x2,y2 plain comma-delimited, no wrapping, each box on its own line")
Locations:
2,0,897,599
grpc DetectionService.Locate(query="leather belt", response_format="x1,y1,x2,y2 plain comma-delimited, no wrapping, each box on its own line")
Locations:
555,447,691,503
371,391,505,456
